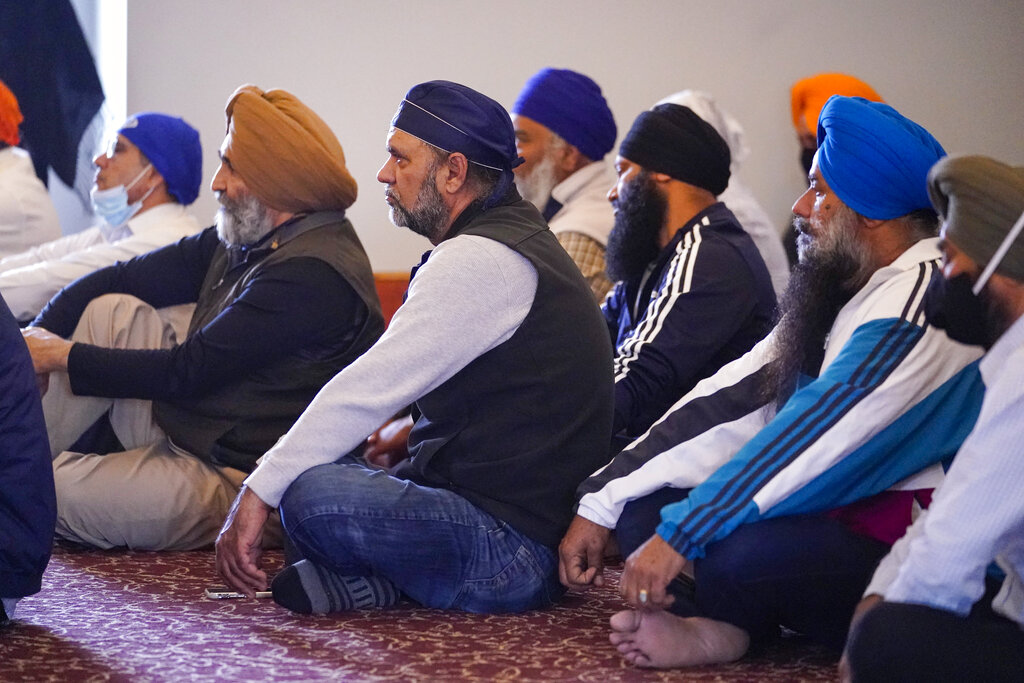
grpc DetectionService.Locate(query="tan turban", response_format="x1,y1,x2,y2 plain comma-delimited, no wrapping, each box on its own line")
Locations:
928,155,1024,283
224,85,357,212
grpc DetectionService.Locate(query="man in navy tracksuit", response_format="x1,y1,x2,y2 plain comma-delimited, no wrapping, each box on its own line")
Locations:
602,103,775,448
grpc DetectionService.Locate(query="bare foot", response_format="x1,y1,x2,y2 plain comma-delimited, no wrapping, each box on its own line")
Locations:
609,609,750,668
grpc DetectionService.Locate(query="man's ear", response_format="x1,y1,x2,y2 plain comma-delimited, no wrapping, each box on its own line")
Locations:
650,171,674,185
441,152,470,194
556,144,586,176
859,216,886,231
140,166,168,202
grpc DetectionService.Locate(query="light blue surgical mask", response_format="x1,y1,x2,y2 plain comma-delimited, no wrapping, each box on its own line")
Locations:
90,163,154,230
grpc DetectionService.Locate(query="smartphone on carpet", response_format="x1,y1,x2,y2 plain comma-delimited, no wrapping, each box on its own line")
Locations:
204,586,273,599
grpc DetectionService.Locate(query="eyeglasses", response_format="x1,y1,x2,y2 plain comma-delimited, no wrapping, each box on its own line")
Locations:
101,137,126,160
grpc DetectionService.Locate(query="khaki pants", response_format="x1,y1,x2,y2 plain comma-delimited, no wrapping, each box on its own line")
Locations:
42,294,191,456
48,294,280,550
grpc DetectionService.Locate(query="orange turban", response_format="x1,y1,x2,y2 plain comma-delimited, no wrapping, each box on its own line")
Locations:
0,78,23,147
790,73,883,136
224,85,357,212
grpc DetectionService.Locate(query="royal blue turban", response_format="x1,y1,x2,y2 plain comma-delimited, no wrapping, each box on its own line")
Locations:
816,96,946,220
512,68,617,162
392,80,522,208
120,112,202,205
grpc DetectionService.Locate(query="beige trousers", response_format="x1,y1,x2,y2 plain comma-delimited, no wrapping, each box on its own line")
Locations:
48,294,281,550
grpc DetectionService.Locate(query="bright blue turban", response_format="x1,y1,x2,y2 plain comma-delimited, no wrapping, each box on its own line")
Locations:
120,112,202,205
816,96,946,220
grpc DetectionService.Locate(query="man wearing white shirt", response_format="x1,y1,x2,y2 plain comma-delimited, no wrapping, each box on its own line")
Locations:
0,112,202,322
0,78,62,260
843,155,1024,682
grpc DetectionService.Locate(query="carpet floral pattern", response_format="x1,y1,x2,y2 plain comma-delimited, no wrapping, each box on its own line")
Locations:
0,545,839,681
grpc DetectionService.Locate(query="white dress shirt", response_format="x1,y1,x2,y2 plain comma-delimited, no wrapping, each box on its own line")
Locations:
0,202,202,321
0,147,62,260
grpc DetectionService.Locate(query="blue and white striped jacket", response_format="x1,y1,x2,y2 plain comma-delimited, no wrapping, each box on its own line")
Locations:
578,237,985,559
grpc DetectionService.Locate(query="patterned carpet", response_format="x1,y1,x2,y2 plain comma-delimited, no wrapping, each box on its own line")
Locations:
0,545,839,681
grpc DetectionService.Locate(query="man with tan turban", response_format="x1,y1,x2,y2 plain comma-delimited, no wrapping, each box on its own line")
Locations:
22,85,384,551
843,155,1024,683
0,77,62,259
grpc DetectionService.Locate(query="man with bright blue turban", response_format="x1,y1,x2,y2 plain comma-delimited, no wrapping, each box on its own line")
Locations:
558,96,987,668
0,112,203,322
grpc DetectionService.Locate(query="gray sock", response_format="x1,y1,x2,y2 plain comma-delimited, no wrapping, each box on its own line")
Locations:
275,560,400,615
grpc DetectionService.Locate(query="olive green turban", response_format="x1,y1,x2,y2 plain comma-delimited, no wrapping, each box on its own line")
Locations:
928,155,1024,283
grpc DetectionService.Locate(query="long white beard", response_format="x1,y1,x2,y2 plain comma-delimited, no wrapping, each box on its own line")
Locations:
215,192,276,247
515,151,560,210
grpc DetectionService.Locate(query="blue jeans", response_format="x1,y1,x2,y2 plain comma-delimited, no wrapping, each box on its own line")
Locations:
278,460,564,613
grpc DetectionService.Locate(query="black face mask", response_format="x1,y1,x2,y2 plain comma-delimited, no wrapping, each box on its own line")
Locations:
800,147,816,175
922,270,993,349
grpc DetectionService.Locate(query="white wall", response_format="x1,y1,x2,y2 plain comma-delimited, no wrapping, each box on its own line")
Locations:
125,0,1024,272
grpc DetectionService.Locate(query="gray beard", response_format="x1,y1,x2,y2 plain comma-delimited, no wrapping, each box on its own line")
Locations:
515,150,559,210
215,191,276,247
387,164,450,243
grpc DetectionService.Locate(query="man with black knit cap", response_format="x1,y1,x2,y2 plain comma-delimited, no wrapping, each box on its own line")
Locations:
23,85,383,551
512,67,617,300
559,96,986,669
602,103,775,448
216,79,614,616
843,155,1024,683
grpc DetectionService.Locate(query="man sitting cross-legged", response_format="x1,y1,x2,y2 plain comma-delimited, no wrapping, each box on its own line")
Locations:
559,96,985,668
23,85,383,551
216,80,614,615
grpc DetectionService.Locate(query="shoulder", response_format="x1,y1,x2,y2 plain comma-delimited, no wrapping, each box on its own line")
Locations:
847,259,937,328
427,234,536,288
127,204,203,240
668,217,758,279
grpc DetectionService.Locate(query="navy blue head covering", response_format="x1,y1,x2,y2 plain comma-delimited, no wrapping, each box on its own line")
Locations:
816,95,946,220
392,80,523,208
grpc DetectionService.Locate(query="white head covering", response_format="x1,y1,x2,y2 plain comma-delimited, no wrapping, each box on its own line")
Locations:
654,89,791,296
657,90,749,173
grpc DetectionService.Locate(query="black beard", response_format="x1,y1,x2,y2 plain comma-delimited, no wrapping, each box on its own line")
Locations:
605,171,666,283
761,218,873,409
